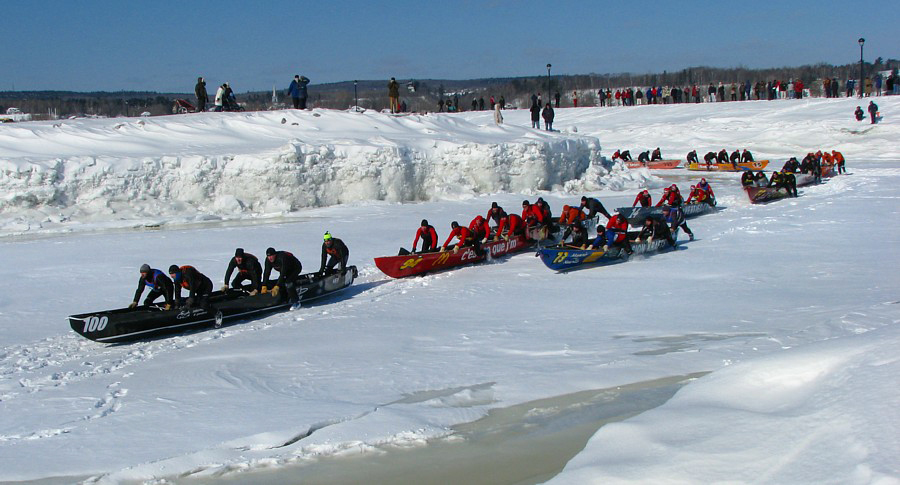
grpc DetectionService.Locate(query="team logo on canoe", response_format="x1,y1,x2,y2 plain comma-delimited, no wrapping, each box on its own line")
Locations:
400,257,424,270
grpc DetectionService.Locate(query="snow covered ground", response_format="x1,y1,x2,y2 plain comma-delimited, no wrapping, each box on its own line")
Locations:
0,97,898,484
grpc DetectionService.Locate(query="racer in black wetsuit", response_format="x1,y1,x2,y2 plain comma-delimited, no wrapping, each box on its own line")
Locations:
263,247,303,304
131,264,175,309
169,265,213,310
223,248,262,294
319,232,349,275
580,196,612,220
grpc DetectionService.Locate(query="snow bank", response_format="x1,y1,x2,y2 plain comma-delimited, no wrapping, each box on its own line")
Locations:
550,324,900,484
0,109,620,235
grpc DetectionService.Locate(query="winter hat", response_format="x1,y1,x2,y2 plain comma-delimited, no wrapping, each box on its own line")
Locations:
421,219,429,227
168,265,180,274
323,232,333,241
266,247,276,256
140,263,151,273
235,248,245,258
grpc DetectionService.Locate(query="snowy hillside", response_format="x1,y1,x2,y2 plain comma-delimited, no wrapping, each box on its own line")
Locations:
0,97,898,484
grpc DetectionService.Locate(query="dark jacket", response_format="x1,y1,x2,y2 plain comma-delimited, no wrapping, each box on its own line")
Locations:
195,79,208,101
581,197,611,219
542,106,555,122
133,269,175,305
224,253,262,288
264,251,302,288
320,238,349,272
172,265,213,302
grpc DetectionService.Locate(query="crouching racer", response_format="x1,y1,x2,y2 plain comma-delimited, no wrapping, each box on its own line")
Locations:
319,232,349,275
131,263,174,310
263,247,303,307
223,248,262,294
169,264,213,310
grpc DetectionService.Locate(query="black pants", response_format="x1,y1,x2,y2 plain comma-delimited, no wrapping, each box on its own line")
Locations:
143,289,168,306
231,273,260,292
323,254,349,273
197,98,206,112
299,97,308,110
292,97,300,109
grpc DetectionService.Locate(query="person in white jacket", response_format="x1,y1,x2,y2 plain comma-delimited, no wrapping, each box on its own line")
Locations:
214,84,225,112
493,102,503,125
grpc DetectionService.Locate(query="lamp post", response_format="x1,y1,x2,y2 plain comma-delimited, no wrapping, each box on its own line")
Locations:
546,64,552,106
354,80,358,111
858,38,865,98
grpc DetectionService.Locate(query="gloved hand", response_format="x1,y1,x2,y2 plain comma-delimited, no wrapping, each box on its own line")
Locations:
481,238,488,243
128,301,138,309
503,234,509,241
602,245,609,251
164,303,172,311
249,289,258,296
439,246,446,252
648,236,654,243
493,236,499,242
452,246,459,254
271,285,280,297
220,284,229,292
261,286,269,294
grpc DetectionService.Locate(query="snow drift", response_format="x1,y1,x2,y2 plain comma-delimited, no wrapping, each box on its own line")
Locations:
0,109,637,234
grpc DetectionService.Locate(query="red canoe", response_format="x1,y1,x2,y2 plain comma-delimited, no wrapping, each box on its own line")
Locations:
626,159,681,169
374,234,532,278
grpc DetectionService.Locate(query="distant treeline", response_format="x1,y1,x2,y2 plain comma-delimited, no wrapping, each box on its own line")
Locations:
2,60,897,119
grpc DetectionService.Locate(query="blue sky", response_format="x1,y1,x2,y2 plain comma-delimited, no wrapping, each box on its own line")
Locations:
3,0,896,93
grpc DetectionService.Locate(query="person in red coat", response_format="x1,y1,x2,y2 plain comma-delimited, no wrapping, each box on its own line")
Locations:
494,214,524,240
687,185,711,205
468,215,491,242
656,185,684,206
442,221,473,252
412,219,439,253
696,178,716,204
592,213,633,254
633,190,652,207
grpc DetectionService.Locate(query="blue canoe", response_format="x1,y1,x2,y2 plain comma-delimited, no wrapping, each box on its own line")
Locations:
537,231,678,271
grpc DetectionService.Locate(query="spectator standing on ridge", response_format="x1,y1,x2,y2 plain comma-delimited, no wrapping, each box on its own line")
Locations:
214,83,225,112
555,91,561,107
194,77,208,112
530,102,540,129
494,102,503,125
296,75,310,109
541,103,554,131
388,77,400,113
287,75,305,109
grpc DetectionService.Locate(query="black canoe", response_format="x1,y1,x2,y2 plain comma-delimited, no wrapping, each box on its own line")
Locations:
69,266,358,343
615,202,718,227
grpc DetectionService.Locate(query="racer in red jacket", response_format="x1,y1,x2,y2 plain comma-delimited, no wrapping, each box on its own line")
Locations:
687,185,711,205
495,214,524,240
412,219,439,253
591,213,632,254
655,185,684,206
468,215,491,242
442,221,474,252
633,190,652,207
696,178,716,204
